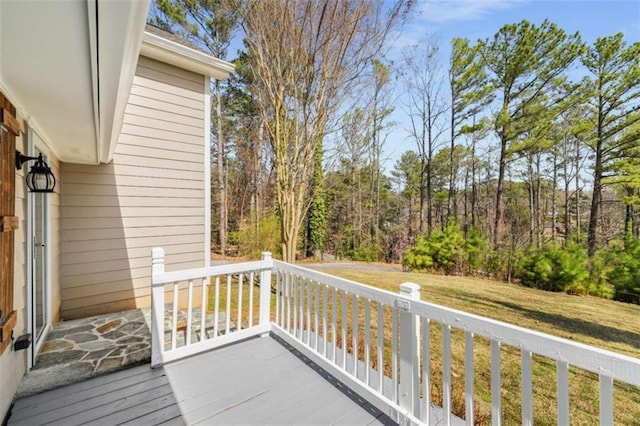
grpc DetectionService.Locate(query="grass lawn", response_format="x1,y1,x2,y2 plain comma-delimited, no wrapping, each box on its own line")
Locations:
313,265,640,425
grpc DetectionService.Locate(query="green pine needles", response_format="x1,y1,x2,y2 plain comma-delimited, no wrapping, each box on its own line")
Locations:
403,221,487,275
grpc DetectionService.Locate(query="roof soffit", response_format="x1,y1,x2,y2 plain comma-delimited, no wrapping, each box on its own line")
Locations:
0,0,150,165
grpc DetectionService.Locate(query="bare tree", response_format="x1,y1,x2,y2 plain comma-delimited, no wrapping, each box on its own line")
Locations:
152,0,240,257
341,109,370,251
401,36,448,234
242,0,411,262
369,59,395,242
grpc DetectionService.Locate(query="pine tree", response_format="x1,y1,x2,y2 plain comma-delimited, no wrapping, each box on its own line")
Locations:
478,20,583,249
448,38,493,221
582,34,640,255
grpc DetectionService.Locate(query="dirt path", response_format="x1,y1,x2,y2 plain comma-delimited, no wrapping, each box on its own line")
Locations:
212,258,403,273
304,261,402,273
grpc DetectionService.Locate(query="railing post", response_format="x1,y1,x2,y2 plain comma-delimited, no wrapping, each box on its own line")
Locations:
151,247,165,368
259,252,273,335
398,282,421,422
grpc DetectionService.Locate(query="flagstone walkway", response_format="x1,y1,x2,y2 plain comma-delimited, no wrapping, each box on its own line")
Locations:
16,308,153,398
17,307,231,397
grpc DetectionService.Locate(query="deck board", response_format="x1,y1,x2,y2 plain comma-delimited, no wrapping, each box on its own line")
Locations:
12,374,170,424
56,387,176,425
9,335,394,426
88,394,183,426
13,364,165,410
163,335,392,425
10,365,180,426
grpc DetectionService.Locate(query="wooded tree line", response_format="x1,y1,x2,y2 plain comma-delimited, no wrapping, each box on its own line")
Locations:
149,1,640,302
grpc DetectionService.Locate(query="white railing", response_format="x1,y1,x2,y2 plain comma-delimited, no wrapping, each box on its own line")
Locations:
150,249,640,425
150,248,272,366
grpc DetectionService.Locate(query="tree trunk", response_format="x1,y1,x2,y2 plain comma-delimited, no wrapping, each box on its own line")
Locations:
471,134,477,228
551,151,558,242
463,159,469,236
371,93,380,243
575,138,581,243
408,196,413,237
535,152,542,248
427,154,433,234
250,122,262,225
563,135,571,244
448,114,455,219
493,135,507,249
588,108,604,256
624,187,634,235
216,80,227,257
587,145,602,256
419,158,425,233
280,198,301,263
527,155,535,246
351,162,357,250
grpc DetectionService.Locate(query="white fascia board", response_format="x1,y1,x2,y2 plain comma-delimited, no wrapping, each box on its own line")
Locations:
87,0,100,163
140,32,235,80
99,0,151,164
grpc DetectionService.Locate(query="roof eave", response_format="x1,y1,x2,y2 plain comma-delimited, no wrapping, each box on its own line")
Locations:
98,0,151,164
139,32,235,81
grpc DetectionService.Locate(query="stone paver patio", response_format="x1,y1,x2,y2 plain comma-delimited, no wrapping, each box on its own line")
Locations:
16,307,228,397
16,308,153,397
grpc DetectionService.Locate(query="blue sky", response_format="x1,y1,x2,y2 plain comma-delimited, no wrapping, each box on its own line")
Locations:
407,0,639,46
383,0,640,167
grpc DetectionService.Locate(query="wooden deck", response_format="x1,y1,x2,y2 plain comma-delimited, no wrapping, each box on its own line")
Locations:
9,334,394,425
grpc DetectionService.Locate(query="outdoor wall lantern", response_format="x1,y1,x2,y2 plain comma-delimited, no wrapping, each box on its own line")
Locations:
15,150,56,193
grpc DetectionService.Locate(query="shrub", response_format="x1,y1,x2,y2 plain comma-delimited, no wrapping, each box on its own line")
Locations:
229,215,282,260
605,236,640,304
336,228,384,263
517,243,589,293
351,243,381,262
403,221,470,274
465,226,488,275
585,250,616,299
403,236,434,271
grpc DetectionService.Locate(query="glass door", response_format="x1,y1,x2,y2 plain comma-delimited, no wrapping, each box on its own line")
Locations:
33,188,47,342
29,141,50,366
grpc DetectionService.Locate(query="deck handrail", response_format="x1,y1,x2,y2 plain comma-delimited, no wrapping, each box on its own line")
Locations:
273,261,640,386
270,260,640,425
150,250,640,425
150,248,273,367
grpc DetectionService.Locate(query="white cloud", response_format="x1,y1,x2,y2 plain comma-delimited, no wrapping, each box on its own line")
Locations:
420,0,528,23
387,0,529,58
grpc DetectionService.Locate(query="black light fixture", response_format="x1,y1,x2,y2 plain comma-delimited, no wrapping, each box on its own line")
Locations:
15,150,56,193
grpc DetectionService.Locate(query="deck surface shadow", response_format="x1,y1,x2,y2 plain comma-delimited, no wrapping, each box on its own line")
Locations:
10,334,395,425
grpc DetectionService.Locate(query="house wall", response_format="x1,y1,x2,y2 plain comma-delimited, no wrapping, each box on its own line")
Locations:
0,108,63,421
60,56,209,320
0,112,26,421
46,149,62,324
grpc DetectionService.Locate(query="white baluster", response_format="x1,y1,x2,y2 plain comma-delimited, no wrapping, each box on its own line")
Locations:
151,247,165,367
399,283,420,419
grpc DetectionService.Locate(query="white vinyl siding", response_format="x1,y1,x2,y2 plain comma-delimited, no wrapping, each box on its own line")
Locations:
60,56,208,319
48,155,61,323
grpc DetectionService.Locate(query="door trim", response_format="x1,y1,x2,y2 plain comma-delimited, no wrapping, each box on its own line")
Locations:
26,129,52,369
